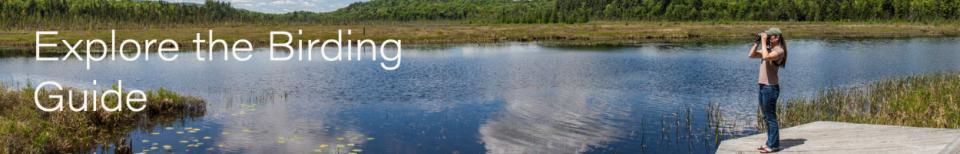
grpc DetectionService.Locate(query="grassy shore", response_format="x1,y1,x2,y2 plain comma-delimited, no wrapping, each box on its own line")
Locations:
3,21,960,52
0,84,205,153
775,73,960,129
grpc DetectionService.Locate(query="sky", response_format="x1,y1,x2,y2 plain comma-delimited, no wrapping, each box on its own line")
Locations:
166,0,369,13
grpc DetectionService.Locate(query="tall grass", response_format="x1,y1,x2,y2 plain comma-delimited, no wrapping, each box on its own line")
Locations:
0,84,205,153
776,73,960,128
4,21,960,52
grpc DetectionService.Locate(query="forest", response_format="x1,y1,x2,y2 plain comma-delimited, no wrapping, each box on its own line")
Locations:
2,0,960,29
335,0,960,23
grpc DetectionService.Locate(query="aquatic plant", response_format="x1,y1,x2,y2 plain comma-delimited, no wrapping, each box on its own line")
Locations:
0,84,205,153
776,73,960,128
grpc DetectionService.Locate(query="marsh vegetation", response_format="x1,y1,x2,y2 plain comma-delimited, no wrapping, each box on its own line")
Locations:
774,73,960,128
0,84,205,153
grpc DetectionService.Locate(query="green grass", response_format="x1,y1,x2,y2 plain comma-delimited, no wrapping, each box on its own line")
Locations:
0,84,205,153
3,21,960,52
775,73,960,129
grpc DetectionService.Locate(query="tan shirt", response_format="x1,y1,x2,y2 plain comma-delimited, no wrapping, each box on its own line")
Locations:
758,46,785,85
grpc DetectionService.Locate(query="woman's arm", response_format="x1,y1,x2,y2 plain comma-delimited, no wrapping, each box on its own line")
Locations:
757,33,783,60
761,46,784,61
748,43,761,58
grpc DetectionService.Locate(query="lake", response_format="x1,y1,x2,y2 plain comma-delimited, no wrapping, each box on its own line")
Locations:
2,37,960,153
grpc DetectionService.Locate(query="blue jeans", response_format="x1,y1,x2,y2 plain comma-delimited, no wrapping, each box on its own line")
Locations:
759,84,780,148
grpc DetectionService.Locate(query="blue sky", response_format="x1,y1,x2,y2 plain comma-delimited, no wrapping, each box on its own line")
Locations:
167,0,369,13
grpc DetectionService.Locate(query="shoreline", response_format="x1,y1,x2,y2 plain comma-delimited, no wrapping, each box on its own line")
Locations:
709,72,960,152
2,21,960,52
0,84,205,153
778,73,960,129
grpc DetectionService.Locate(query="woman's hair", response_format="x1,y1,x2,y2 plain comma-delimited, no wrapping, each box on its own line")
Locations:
773,35,787,68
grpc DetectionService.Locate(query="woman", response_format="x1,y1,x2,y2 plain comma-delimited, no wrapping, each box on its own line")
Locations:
747,28,787,153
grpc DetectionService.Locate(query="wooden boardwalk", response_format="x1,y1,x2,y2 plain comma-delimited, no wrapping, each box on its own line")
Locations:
717,121,960,154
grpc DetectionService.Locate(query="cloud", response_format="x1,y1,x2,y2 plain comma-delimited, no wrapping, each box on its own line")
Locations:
164,0,368,13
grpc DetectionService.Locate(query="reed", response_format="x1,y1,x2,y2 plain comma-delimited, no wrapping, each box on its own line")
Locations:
4,21,960,52
0,84,206,153
776,73,960,128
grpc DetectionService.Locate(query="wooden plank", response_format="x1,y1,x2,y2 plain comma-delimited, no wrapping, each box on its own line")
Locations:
716,121,960,154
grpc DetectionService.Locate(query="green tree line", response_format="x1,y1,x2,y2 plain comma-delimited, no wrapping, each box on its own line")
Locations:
0,0,283,29
558,0,960,21
2,0,960,29
326,0,564,23
0,0,353,29
334,0,960,23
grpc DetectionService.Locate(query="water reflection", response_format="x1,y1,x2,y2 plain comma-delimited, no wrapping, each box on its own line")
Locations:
481,88,627,153
2,38,960,153
475,46,633,153
202,82,372,153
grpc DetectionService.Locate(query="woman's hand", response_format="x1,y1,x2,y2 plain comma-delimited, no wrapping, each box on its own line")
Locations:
749,43,761,58
759,32,769,57
759,32,768,42
760,32,769,48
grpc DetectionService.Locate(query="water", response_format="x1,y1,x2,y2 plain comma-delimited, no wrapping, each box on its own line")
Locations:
2,38,960,153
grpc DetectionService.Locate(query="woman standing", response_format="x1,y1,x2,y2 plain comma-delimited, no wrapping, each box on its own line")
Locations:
747,28,787,153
